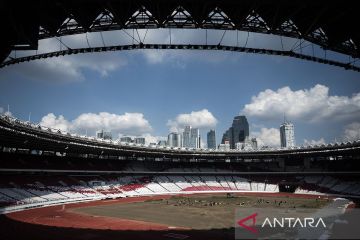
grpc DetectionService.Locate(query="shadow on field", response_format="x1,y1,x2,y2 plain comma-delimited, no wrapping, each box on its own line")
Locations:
0,215,235,240
2,209,360,240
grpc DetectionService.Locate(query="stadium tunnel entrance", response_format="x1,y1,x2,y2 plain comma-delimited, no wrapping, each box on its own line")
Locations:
278,181,298,193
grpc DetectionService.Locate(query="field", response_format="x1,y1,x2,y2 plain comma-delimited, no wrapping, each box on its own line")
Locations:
2,193,348,240
72,193,330,230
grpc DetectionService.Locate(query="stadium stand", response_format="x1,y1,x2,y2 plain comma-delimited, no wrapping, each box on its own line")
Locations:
1,169,360,214
0,115,360,214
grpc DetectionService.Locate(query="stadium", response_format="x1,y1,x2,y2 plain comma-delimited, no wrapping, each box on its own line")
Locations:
1,0,360,239
1,114,360,239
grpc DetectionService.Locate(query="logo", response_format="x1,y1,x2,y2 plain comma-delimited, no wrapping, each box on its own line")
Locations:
237,213,326,235
262,217,326,228
236,207,360,239
237,213,258,234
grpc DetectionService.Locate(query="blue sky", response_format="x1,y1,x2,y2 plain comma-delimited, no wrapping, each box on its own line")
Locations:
1,31,360,147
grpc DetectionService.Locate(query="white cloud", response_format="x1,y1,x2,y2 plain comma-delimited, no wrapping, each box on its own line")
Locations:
141,134,167,145
139,49,232,69
72,112,152,134
242,84,360,123
40,112,152,136
2,35,127,82
40,113,71,132
142,50,168,64
303,138,326,146
252,128,280,147
119,133,167,145
167,109,218,132
343,122,360,141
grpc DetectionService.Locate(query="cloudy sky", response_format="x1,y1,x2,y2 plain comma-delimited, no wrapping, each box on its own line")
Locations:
0,29,359,147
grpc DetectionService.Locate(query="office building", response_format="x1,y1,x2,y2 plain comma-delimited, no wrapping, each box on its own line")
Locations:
168,132,182,147
207,130,216,149
236,136,258,151
120,136,132,143
221,115,249,149
157,140,167,146
190,128,201,148
183,126,191,148
218,140,230,151
280,120,295,148
251,138,258,150
96,130,112,140
134,137,145,145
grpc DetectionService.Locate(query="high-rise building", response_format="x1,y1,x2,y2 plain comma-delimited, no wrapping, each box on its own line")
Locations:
218,140,230,151
157,140,167,146
96,131,103,139
251,138,258,150
134,137,145,145
190,128,201,148
96,130,112,140
168,132,182,147
120,136,132,143
280,120,295,148
221,115,249,149
183,126,191,148
182,126,201,149
207,130,216,149
235,136,258,151
221,129,231,144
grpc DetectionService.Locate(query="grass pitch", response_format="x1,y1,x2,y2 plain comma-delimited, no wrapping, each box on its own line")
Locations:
72,194,330,230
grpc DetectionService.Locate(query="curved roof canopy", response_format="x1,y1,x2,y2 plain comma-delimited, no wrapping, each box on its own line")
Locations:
0,0,359,64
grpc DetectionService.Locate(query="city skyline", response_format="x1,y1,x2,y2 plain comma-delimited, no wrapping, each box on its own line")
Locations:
2,109,331,151
0,100,358,148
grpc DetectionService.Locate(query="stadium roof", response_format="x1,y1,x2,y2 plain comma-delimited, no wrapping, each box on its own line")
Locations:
0,0,359,64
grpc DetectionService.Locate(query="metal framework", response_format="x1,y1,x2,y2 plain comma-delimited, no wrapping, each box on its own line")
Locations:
2,43,359,72
0,0,359,68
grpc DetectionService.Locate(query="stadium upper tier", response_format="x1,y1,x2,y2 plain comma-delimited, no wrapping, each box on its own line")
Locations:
1,115,359,161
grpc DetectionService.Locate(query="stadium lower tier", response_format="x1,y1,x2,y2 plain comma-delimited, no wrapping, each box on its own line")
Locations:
1,174,360,213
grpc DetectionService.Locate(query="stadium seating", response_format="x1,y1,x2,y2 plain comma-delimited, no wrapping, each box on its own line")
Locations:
1,170,360,213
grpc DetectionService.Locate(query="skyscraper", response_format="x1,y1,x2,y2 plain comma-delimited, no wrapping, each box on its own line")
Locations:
183,126,191,148
280,120,295,148
207,130,216,149
134,137,145,145
96,130,112,140
221,129,231,144
157,140,167,146
120,136,132,143
221,115,249,149
168,132,182,147
251,138,258,150
190,128,200,148
218,140,230,151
